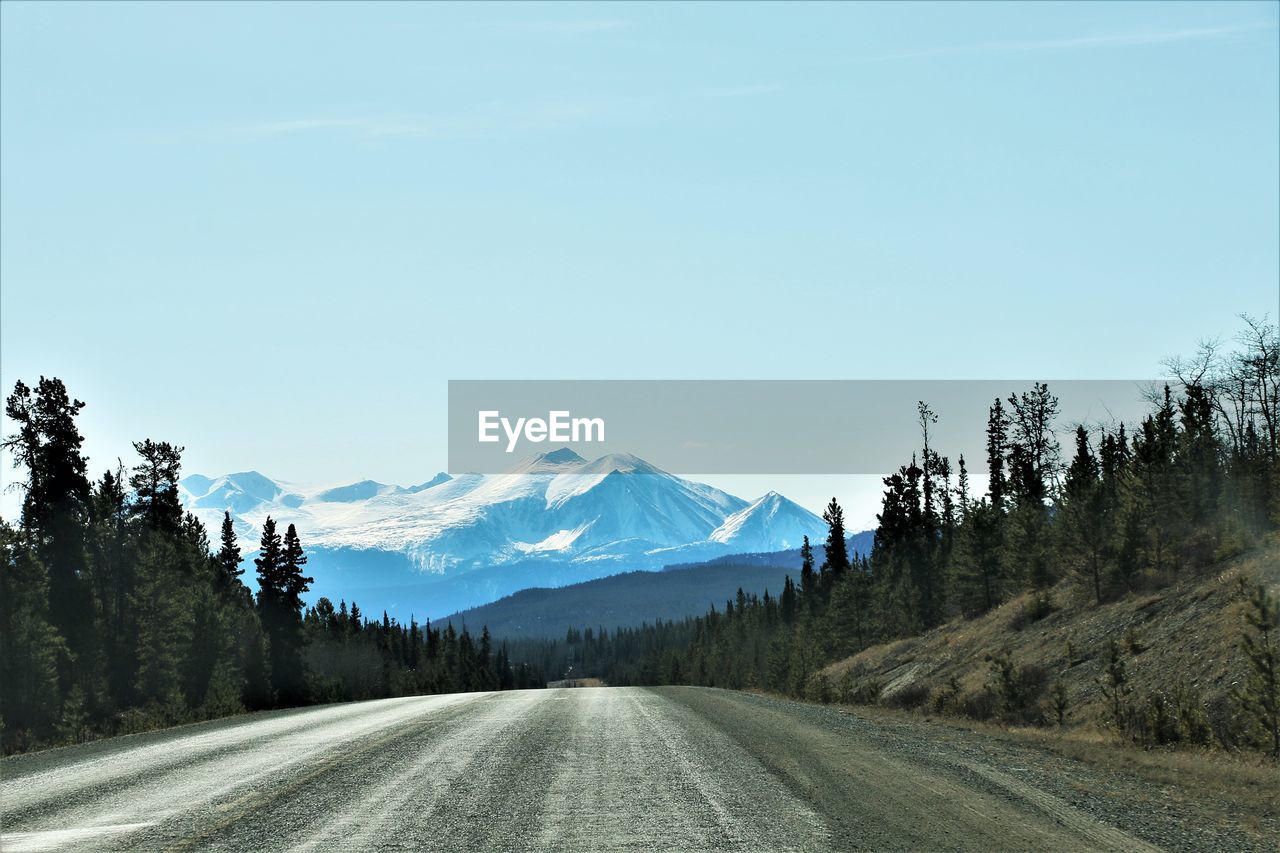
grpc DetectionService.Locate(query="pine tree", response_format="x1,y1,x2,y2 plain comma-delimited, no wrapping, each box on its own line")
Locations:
779,575,797,624
820,498,849,588
3,378,95,674
1236,583,1279,757
986,398,1009,512
255,520,313,706
215,512,247,601
0,521,64,748
1060,426,1111,604
799,536,817,601
130,532,193,712
1099,639,1129,734
129,440,185,534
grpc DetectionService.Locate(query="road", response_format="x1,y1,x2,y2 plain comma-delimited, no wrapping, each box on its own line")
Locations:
0,686,1201,851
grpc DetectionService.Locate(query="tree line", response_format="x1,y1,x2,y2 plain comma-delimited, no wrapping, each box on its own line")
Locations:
505,318,1280,753
0,380,539,753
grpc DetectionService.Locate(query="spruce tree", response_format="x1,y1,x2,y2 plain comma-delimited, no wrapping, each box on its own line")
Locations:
215,512,246,600
0,521,63,748
130,533,193,712
255,518,310,705
820,498,849,585
3,378,94,672
985,398,1009,512
129,440,185,534
254,521,314,706
1060,426,1111,604
1236,583,1279,757
799,536,817,601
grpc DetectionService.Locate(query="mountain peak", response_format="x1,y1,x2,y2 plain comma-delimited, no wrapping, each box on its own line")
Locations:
539,447,586,464
314,480,399,503
709,490,825,549
409,472,453,493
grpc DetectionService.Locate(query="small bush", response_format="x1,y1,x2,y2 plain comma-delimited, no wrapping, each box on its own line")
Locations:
1011,593,1055,630
1049,678,1069,727
933,676,961,714
885,681,930,710
986,651,1048,723
806,673,833,704
959,686,999,721
1131,684,1212,748
841,677,883,706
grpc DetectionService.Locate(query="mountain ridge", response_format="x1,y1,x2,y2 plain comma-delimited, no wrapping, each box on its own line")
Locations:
177,450,833,616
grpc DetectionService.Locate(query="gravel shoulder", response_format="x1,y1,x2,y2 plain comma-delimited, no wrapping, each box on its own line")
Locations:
658,687,1276,852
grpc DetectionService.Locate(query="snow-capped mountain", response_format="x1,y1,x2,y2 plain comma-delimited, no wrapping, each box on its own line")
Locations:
179,450,827,618
709,491,822,553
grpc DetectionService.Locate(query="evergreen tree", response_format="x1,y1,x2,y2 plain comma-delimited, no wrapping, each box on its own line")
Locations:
3,378,95,676
130,532,193,712
0,522,63,747
1236,583,1279,757
215,512,247,600
129,440,185,534
255,519,313,706
798,536,817,600
1059,426,1111,604
820,498,850,587
986,398,1009,512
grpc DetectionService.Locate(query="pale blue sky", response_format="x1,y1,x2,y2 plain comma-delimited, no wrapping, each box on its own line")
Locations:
2,1,1277,522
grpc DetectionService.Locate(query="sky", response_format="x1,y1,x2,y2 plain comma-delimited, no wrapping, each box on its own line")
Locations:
2,1,1278,525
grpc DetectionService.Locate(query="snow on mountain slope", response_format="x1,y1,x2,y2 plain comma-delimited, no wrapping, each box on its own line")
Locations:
709,491,824,552
177,450,826,616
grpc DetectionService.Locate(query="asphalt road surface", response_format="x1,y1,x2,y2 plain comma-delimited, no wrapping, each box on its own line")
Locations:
0,686,1187,851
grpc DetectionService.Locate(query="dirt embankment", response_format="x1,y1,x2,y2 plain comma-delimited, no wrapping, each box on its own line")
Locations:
818,543,1280,747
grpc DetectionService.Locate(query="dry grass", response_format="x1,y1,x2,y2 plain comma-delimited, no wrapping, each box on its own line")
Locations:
546,677,607,688
820,544,1280,747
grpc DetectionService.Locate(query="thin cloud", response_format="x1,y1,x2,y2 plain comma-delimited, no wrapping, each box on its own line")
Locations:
863,20,1276,62
694,84,784,99
129,101,612,146
489,20,632,34
250,104,601,140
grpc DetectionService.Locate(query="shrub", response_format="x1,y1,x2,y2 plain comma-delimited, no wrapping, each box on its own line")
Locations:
1098,640,1130,733
959,686,999,721
885,681,930,710
1011,593,1056,630
807,673,833,704
933,676,961,714
840,677,883,706
1123,625,1145,655
1050,678,1069,727
1131,684,1212,748
986,651,1048,723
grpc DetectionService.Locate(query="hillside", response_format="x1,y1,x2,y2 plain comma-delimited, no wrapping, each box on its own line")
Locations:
442,561,798,639
441,531,876,638
815,543,1280,748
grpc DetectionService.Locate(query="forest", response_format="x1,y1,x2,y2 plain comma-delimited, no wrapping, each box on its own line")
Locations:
501,318,1280,755
0,392,540,753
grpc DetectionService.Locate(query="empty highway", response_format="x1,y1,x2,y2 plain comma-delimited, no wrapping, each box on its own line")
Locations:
0,687,1257,851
